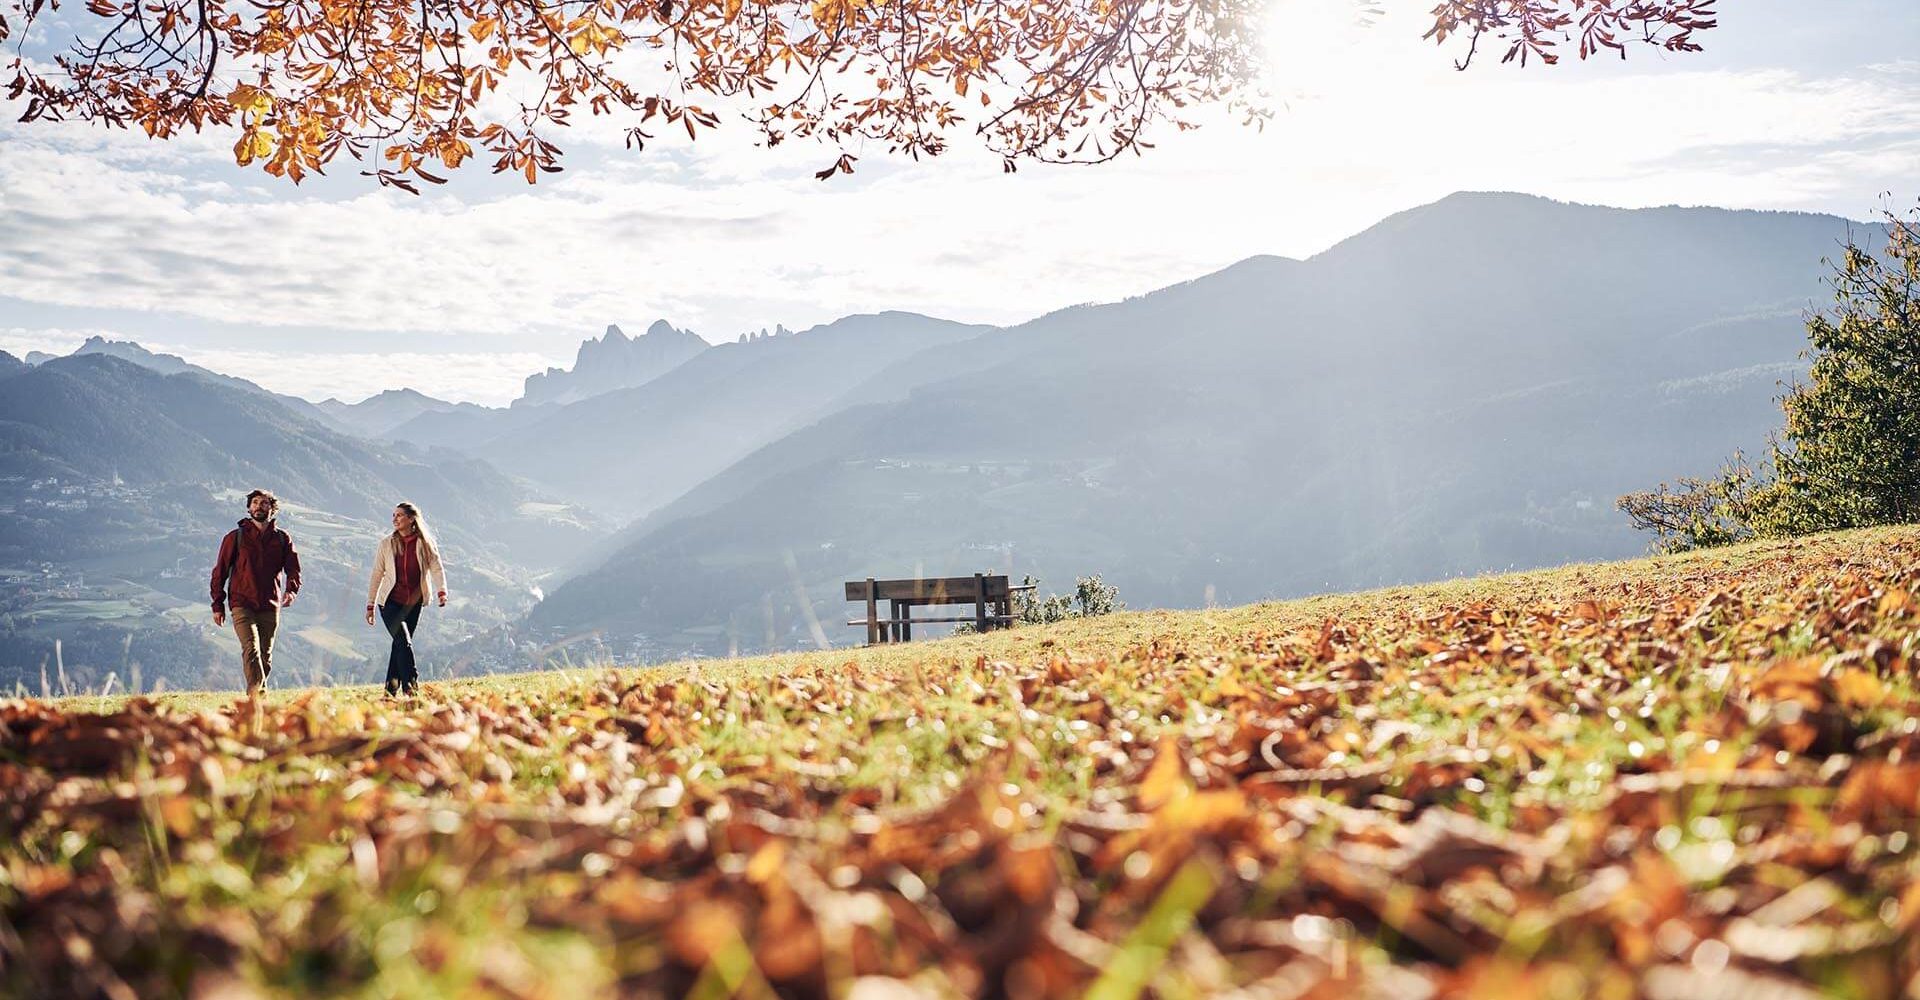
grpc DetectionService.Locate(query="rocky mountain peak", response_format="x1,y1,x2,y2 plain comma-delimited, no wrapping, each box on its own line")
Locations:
516,320,709,409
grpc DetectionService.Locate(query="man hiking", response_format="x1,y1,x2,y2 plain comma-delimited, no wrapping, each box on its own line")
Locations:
211,489,302,696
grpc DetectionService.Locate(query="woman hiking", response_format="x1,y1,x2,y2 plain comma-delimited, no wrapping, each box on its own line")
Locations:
365,501,448,696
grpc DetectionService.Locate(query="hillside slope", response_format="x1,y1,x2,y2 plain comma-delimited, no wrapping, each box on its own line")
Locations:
65,336,349,432
12,525,1920,997
534,194,1863,652
0,355,609,690
0,354,592,562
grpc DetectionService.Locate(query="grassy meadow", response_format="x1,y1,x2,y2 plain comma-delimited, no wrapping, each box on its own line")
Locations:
4,526,1919,998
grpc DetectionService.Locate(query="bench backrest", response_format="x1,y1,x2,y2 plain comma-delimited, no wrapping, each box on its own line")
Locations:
845,575,1011,603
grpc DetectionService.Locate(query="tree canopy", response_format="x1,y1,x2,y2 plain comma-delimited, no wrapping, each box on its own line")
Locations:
1620,205,1920,552
3,0,1715,188
1751,210,1920,535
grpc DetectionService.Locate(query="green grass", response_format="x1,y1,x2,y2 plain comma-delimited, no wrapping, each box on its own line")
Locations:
96,526,1867,710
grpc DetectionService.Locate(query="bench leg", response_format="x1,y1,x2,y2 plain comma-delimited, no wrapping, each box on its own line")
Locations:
901,603,911,642
866,578,880,646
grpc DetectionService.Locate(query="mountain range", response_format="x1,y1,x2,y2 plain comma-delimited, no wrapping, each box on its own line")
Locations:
517,320,709,408
341,320,716,457
523,193,1856,653
474,312,992,519
316,388,493,438
0,353,605,691
0,192,1875,684
65,336,346,429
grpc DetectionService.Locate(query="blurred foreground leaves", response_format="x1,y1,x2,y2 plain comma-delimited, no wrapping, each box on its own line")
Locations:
4,528,1919,997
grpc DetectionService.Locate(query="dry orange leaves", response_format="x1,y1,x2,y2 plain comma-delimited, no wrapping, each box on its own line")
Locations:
2,525,1918,997
3,0,1715,189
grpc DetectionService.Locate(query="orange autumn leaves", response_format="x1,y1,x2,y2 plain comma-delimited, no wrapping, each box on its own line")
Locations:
3,0,1717,189
1,526,1918,996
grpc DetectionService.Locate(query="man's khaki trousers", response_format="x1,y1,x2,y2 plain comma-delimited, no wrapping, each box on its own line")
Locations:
232,605,279,695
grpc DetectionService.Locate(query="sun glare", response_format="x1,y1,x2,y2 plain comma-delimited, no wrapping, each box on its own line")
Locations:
1259,0,1387,96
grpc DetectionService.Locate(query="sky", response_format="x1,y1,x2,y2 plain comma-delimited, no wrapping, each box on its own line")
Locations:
2,0,1917,405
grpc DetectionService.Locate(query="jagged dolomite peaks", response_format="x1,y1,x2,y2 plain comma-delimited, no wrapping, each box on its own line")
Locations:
516,319,709,408
733,324,794,344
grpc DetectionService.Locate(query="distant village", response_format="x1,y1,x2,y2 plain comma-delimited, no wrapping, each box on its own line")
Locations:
0,474,154,516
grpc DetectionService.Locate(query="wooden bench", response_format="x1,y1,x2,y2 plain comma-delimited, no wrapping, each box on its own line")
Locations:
844,573,1032,644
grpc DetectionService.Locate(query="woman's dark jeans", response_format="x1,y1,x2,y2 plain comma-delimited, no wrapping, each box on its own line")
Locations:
380,600,424,695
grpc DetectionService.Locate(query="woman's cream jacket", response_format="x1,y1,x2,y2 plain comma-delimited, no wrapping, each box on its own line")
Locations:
366,532,448,607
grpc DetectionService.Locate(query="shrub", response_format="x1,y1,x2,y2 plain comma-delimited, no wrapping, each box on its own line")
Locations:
955,574,1123,633
1616,452,1760,554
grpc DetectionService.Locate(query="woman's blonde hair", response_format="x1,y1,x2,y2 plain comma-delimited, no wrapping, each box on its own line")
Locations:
391,501,440,562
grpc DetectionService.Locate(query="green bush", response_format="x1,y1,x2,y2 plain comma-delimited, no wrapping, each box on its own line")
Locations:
1013,573,1123,624
1616,452,1760,554
955,574,1123,633
1621,205,1920,551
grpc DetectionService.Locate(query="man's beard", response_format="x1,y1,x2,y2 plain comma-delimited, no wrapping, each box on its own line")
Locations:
251,511,270,522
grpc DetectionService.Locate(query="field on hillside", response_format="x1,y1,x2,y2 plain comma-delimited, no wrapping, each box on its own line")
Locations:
5,527,1920,998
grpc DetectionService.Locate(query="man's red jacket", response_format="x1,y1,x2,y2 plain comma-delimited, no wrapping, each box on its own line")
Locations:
211,518,302,613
